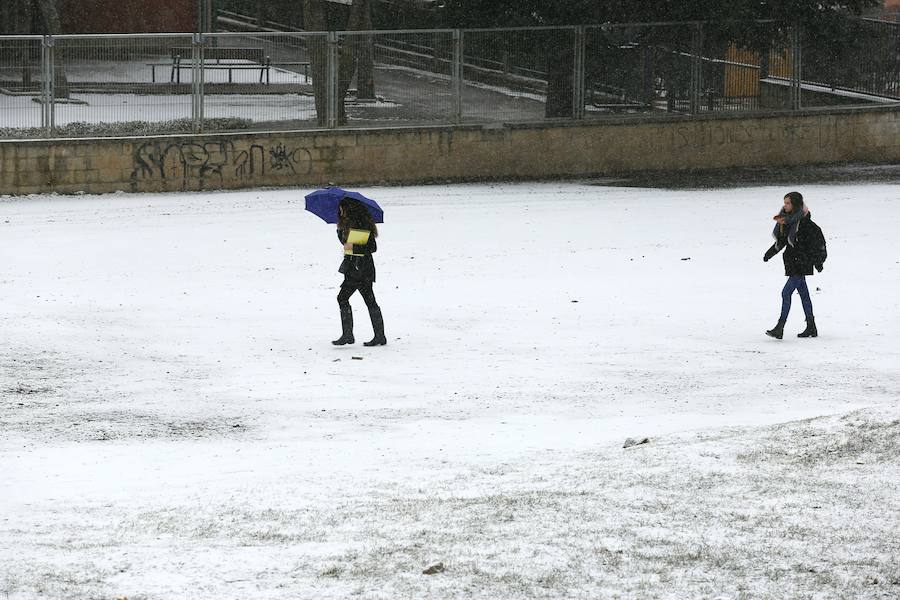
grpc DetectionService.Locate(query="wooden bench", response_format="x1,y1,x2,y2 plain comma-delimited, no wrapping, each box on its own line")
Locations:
149,47,271,84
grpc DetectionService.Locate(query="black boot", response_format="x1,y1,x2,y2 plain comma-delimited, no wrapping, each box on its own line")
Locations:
798,316,817,338
333,301,354,345
766,319,785,339
364,304,386,346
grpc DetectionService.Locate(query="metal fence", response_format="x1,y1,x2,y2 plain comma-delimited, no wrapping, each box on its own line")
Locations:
1,19,898,139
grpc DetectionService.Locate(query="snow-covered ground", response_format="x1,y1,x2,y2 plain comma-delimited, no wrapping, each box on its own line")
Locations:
0,61,314,130
1,180,899,599
61,61,309,86
0,92,317,129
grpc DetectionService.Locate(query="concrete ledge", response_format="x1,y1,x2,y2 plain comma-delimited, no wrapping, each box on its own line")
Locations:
1,105,898,195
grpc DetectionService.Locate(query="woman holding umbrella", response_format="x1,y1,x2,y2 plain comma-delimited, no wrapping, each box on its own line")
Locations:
332,197,387,346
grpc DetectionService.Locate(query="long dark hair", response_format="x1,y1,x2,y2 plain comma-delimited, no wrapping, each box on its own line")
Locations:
785,191,804,211
337,198,378,237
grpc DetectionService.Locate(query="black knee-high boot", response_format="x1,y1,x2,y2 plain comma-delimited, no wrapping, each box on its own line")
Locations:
364,303,386,346
333,299,354,345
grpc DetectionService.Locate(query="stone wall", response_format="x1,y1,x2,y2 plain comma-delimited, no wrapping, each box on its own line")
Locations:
1,105,898,196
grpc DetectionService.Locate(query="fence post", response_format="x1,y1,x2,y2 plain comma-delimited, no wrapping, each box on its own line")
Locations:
41,35,55,136
452,29,462,123
199,0,217,36
690,23,702,115
572,26,586,120
327,31,338,128
192,32,205,133
790,25,802,110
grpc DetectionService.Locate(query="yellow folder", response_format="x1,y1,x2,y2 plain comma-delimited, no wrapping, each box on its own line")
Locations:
345,229,370,255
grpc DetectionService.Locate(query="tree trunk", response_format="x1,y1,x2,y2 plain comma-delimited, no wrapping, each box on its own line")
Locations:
303,0,330,126
4,2,34,88
351,0,375,100
33,0,69,98
255,0,267,30
545,43,574,118
303,0,376,125
759,49,770,80
641,46,655,109
335,21,354,125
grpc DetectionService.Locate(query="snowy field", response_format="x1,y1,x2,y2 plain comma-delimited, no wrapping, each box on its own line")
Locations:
0,92,317,129
0,60,313,129
1,180,899,599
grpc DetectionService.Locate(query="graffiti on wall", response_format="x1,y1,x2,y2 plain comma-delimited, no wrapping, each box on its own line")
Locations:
131,140,313,191
269,144,309,174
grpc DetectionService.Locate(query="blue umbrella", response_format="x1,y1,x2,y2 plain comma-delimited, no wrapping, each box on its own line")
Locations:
304,187,384,224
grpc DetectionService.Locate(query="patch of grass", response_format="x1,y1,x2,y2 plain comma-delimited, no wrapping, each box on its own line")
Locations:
4,384,54,395
320,564,345,578
738,411,900,466
5,410,899,599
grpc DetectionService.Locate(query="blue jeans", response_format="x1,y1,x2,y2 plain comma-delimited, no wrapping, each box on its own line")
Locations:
780,275,814,321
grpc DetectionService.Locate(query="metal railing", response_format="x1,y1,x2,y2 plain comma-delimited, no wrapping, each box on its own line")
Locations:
0,19,898,139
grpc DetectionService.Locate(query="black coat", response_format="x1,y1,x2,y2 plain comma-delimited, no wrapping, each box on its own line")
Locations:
765,213,827,276
337,228,377,283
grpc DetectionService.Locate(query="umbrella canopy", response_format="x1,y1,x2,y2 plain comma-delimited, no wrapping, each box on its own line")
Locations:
304,187,384,224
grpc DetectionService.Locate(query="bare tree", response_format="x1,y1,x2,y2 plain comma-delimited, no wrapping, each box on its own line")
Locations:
545,40,575,118
7,0,70,97
302,0,329,125
302,0,374,126
349,0,375,101
0,1,33,88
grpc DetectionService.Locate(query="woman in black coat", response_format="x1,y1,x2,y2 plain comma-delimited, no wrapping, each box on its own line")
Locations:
332,198,387,346
763,191,827,339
